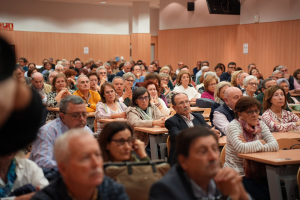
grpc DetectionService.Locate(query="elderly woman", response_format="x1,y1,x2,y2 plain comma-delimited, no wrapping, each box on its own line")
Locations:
46,73,74,121
196,71,218,92
159,66,174,91
210,81,231,125
277,78,299,104
98,122,149,162
173,71,200,102
142,80,170,116
230,70,243,87
243,75,258,97
224,97,278,200
159,73,172,96
201,75,219,100
95,83,127,135
63,69,78,90
262,85,300,132
125,87,165,150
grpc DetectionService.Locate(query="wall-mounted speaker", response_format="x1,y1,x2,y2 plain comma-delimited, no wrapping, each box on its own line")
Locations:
187,2,195,11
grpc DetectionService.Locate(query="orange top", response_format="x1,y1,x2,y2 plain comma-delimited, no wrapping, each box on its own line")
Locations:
73,90,101,112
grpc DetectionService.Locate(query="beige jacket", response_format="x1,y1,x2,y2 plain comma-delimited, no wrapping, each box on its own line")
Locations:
125,104,165,146
29,83,52,94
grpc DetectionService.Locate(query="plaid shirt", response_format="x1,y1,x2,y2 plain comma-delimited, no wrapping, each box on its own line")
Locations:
180,114,195,128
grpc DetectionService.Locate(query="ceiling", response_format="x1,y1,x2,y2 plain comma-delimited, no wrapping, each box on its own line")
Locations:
39,0,160,8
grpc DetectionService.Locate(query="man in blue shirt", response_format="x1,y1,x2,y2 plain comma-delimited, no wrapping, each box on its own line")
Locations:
18,57,28,71
116,61,131,77
220,62,236,82
195,61,209,84
131,65,145,87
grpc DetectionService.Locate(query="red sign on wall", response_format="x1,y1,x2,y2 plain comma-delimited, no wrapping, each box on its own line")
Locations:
0,23,14,31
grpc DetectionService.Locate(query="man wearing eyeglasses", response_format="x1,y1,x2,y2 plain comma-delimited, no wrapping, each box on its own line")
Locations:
73,75,101,112
18,57,28,72
276,65,295,90
165,93,219,166
30,95,93,172
213,87,243,135
131,65,145,87
220,62,236,82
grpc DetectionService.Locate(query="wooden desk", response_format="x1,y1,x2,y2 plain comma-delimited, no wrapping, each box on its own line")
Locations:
190,102,196,106
98,118,127,123
272,132,300,140
238,149,300,200
47,107,59,112
134,127,168,134
169,107,207,113
291,93,300,97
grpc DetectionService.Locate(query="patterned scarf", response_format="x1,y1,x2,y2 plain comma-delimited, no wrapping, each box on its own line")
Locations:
0,159,17,197
136,106,153,120
237,119,267,180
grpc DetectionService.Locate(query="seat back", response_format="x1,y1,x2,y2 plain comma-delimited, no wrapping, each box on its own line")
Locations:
220,144,226,167
276,138,300,150
167,136,171,157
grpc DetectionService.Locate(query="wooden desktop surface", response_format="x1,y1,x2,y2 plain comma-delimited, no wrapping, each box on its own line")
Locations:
134,127,168,134
98,118,127,123
291,93,300,97
272,132,300,140
238,149,300,166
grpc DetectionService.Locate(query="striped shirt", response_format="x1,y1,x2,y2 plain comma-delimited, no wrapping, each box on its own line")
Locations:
223,120,279,175
262,109,300,132
29,118,92,169
180,114,195,128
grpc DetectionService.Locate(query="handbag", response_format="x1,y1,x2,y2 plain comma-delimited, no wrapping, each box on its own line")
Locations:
104,160,170,200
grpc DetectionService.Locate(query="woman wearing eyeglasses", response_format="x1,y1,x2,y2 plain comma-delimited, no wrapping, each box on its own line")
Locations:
46,73,74,121
201,75,218,101
242,75,258,97
262,85,300,132
126,87,166,154
95,83,127,135
98,122,149,162
224,97,278,200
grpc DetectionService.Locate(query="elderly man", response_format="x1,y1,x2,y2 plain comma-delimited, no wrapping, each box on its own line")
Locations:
195,61,209,84
276,65,295,90
96,66,108,87
103,62,115,82
73,75,101,112
73,60,82,76
220,62,236,82
175,61,184,75
271,70,284,81
116,61,131,77
131,65,145,87
212,87,243,135
30,95,92,170
248,63,256,73
165,93,219,166
148,64,156,74
149,127,250,200
31,129,128,200
112,76,131,106
255,78,278,114
236,72,249,91
196,66,210,85
55,64,64,73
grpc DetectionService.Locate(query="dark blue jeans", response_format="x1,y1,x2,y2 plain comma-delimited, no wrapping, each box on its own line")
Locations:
242,177,270,200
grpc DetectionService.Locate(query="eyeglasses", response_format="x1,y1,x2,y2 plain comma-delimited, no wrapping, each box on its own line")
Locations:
111,137,134,146
99,72,107,75
137,96,150,101
248,83,258,86
208,83,217,87
178,100,190,106
125,79,134,83
246,109,259,115
64,112,88,119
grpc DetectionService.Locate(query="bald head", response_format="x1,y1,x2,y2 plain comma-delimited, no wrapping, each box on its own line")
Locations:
224,87,243,110
31,72,43,80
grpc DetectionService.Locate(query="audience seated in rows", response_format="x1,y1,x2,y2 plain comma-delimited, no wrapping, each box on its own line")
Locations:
30,96,92,170
98,122,150,162
223,97,278,199
165,93,219,166
242,75,258,97
73,75,101,112
149,126,250,200
31,129,128,200
262,85,300,132
95,83,127,135
213,87,243,135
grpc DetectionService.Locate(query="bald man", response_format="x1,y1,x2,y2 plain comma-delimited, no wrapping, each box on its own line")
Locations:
212,87,243,135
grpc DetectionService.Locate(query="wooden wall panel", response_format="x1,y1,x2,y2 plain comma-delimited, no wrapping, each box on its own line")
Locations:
151,36,158,61
131,33,151,65
0,31,130,65
158,19,300,77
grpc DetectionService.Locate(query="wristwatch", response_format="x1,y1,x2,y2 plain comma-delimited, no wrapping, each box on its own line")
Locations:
87,103,91,107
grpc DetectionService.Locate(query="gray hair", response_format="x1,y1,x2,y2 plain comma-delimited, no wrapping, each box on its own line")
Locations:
124,61,131,67
31,72,43,80
74,60,81,64
261,78,276,89
49,58,53,60
103,62,111,67
214,81,231,103
54,128,91,164
96,66,107,75
277,78,290,87
160,66,170,73
76,75,88,85
159,73,169,79
276,65,287,71
201,66,209,72
272,70,284,77
49,70,58,78
243,75,257,86
201,61,209,67
112,76,124,84
123,72,136,81
59,95,84,114
203,71,220,82
55,64,63,70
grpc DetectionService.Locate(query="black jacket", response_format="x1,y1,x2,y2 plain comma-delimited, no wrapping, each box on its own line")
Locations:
165,113,210,166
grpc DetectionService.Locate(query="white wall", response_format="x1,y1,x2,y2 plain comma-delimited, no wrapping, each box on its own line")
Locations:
240,0,300,24
159,0,240,30
0,0,129,35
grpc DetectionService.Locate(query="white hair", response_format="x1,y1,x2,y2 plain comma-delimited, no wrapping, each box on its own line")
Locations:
201,66,209,72
203,71,220,82
112,76,124,84
75,60,81,64
76,75,88,85
276,65,287,71
243,75,257,86
54,129,92,164
277,78,290,87
31,72,43,80
96,66,107,75
49,70,58,78
272,70,284,77
55,64,63,70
